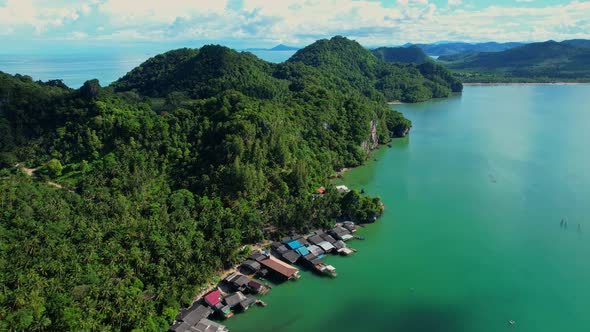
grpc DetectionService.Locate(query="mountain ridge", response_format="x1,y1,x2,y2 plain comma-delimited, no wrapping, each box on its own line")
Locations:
371,45,431,64
410,41,525,56
438,40,590,82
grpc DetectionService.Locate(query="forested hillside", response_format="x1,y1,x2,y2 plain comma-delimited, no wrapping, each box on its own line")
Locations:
372,45,431,64
413,41,524,56
439,40,590,82
0,36,461,331
286,36,462,102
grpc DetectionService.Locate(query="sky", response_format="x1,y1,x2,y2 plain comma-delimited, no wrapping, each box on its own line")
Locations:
0,0,589,52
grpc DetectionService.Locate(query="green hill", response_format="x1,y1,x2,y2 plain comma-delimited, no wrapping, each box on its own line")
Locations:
0,36,461,331
413,41,524,56
439,40,590,82
285,36,462,102
112,46,280,99
372,45,431,64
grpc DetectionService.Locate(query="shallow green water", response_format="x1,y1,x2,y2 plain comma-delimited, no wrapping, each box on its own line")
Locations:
226,85,590,332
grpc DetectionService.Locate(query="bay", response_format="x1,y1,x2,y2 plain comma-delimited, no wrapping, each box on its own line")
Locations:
226,85,590,332
2,50,588,331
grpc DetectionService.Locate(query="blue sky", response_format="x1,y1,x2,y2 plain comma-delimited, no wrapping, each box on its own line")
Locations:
0,0,589,52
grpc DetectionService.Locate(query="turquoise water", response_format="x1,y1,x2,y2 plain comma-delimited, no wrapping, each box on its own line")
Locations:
0,50,295,88
2,51,587,330
227,85,590,332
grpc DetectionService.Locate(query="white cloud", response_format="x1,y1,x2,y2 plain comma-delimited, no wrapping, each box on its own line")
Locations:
1,0,590,46
66,31,88,40
0,0,88,33
397,0,429,5
98,0,228,25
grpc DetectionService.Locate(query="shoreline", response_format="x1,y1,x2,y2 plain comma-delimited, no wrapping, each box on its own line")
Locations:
190,241,271,302
185,224,365,330
464,82,590,86
331,142,394,179
179,125,401,329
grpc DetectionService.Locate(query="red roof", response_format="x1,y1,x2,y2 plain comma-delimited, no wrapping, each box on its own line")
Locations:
204,289,221,306
248,280,262,289
317,187,325,194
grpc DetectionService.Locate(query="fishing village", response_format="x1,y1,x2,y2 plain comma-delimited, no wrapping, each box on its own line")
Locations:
169,185,367,332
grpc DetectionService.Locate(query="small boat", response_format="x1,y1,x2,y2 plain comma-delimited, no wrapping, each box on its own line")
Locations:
508,320,516,326
354,236,365,240
256,300,267,307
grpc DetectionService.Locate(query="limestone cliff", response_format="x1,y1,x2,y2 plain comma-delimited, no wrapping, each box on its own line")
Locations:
361,120,379,153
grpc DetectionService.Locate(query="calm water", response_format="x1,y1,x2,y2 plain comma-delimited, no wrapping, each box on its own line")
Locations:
227,85,590,332
2,52,588,331
0,50,295,88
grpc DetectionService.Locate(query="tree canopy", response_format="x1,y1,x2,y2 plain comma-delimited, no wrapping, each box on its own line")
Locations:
439,40,590,82
0,36,461,331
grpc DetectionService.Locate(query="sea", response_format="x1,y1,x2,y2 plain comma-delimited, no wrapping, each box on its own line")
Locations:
0,50,297,89
2,52,589,332
227,85,590,332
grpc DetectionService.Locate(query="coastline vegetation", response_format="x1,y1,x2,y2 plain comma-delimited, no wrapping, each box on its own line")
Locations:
371,45,431,65
439,40,590,83
0,36,461,331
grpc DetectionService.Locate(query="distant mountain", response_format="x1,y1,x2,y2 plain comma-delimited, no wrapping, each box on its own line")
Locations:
371,45,431,64
271,44,299,51
413,42,525,56
562,39,590,48
244,44,300,51
438,40,590,82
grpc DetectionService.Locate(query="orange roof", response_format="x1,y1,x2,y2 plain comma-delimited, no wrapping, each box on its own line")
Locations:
260,256,298,278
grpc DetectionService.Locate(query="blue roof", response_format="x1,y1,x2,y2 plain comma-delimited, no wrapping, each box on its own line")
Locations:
296,246,310,256
287,240,303,250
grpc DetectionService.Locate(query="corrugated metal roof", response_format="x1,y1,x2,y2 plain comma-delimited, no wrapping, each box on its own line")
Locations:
307,244,325,256
318,241,335,252
296,246,310,256
260,256,299,278
204,290,221,306
286,239,303,250
281,250,300,264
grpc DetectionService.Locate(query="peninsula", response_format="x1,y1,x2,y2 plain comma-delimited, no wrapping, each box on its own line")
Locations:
0,36,461,331
438,40,590,83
